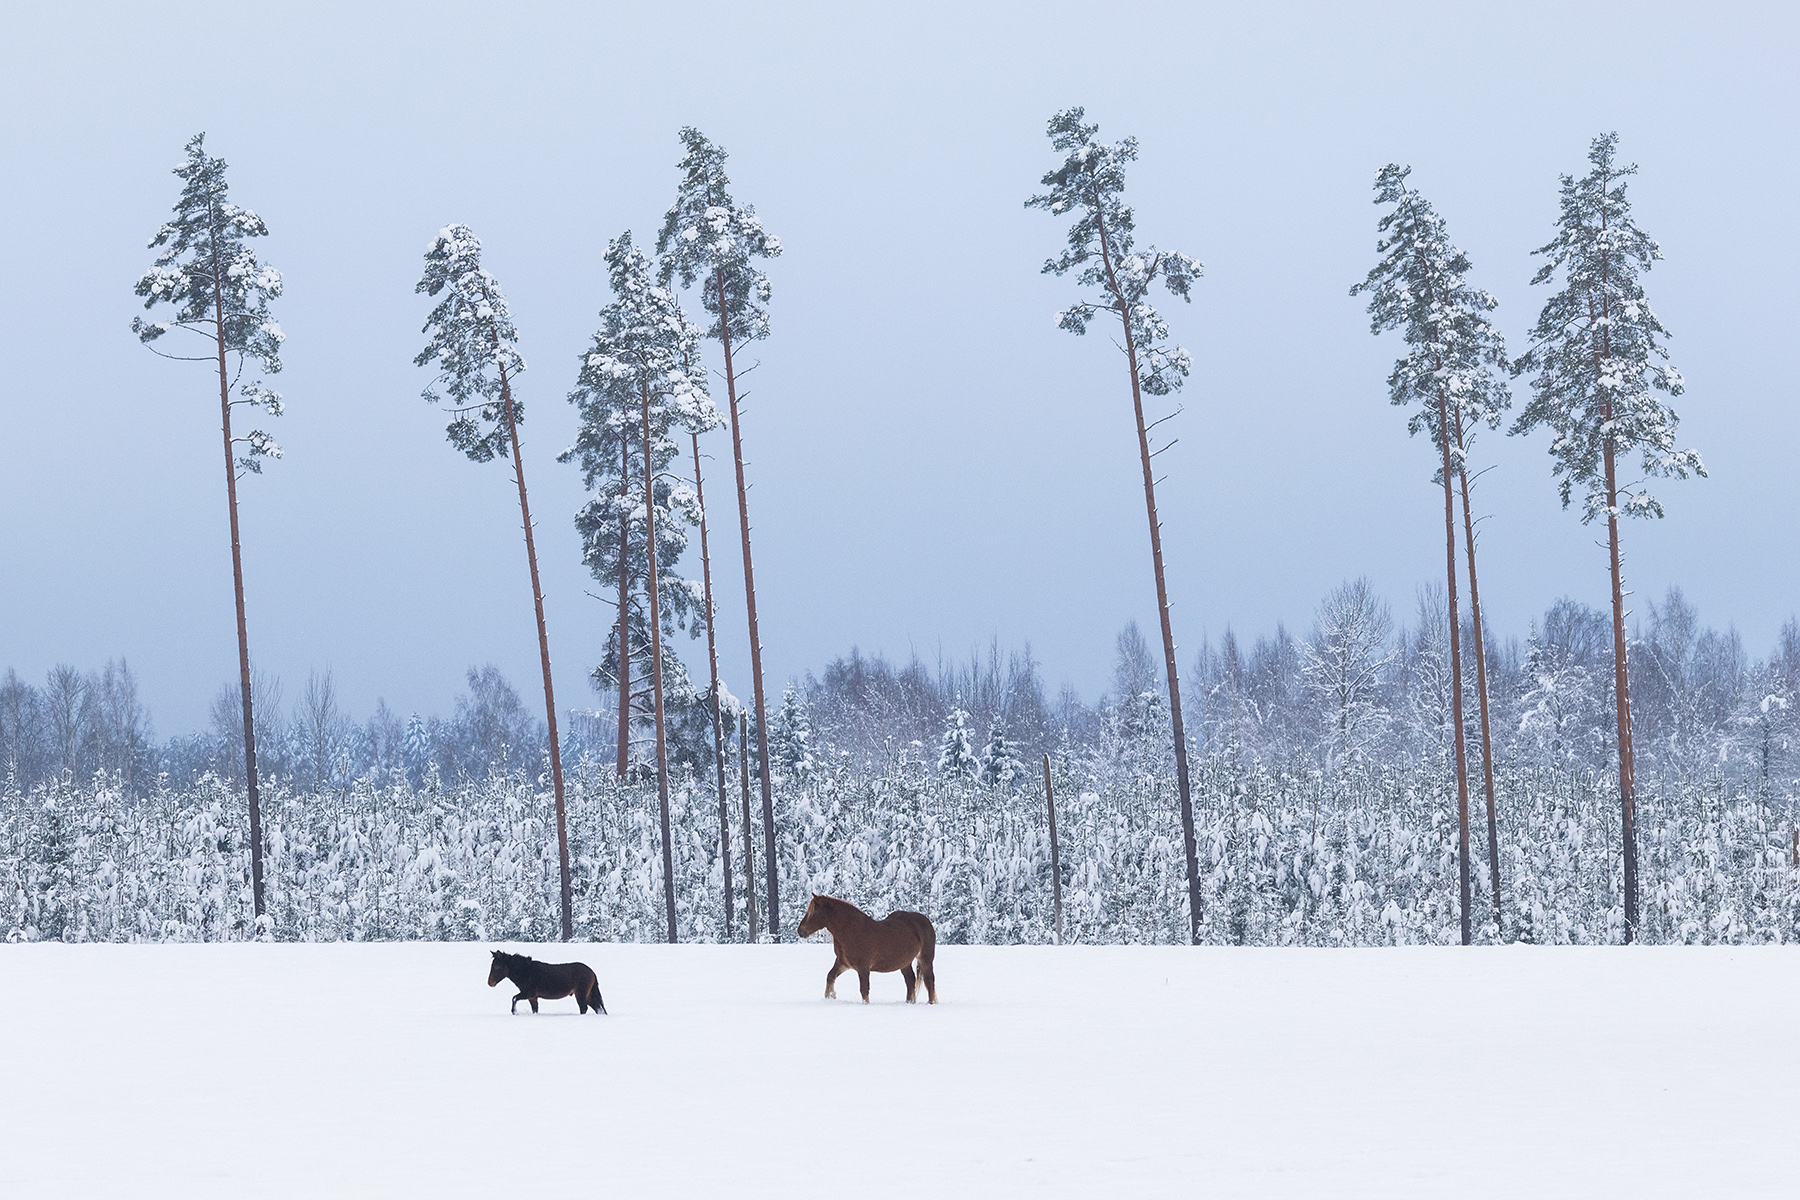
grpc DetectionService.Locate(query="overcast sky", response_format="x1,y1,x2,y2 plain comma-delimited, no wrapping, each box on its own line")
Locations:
2,1,1795,736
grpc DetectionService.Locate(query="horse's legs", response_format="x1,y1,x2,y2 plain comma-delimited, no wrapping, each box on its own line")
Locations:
901,964,917,1003
511,992,523,1014
529,996,540,1013
919,957,937,1004
856,967,871,1004
825,958,848,1000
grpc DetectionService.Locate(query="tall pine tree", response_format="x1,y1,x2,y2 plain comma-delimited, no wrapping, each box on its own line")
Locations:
1449,396,1505,932
1511,133,1703,942
413,223,573,941
656,127,785,939
561,313,709,781
1351,164,1511,942
1027,107,1206,944
567,232,719,942
132,133,285,923
689,427,735,937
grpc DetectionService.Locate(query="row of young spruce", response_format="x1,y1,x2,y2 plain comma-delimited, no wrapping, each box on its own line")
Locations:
6,748,1796,946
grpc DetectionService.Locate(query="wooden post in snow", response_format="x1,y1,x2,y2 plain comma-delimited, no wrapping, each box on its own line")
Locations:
741,721,759,942
1044,753,1063,946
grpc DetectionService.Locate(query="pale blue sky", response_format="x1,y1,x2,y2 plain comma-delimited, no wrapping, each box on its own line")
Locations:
2,1,1795,734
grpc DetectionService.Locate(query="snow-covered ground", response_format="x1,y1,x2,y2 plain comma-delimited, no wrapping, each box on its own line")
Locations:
2,942,1794,1198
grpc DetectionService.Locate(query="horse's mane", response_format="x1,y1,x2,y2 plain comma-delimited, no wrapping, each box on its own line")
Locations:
814,894,864,918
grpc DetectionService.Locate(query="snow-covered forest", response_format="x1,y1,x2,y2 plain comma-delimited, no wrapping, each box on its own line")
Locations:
5,578,1796,945
4,112,1791,950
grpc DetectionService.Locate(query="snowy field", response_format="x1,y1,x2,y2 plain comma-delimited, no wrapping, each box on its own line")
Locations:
2,943,1795,1198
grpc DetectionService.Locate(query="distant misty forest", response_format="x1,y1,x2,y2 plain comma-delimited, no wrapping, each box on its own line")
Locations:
3,582,1794,797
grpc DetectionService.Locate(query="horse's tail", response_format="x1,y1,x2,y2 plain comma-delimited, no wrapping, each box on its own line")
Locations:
590,974,608,1016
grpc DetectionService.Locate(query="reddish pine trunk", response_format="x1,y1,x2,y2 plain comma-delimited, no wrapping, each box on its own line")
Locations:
1094,219,1202,944
1604,437,1639,941
1594,190,1638,943
692,432,734,937
642,390,678,943
211,230,265,922
1436,388,1475,947
1453,409,1503,931
714,266,780,941
616,436,632,778
496,361,573,942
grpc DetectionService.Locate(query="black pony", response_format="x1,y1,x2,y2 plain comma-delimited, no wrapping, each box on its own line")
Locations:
486,950,607,1015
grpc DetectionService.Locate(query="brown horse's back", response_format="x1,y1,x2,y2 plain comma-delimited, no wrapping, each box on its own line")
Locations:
889,910,935,959
870,910,934,972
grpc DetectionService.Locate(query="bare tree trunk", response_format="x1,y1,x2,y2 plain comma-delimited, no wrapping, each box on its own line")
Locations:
616,435,632,780
693,432,734,938
1044,754,1063,946
1604,435,1639,942
740,721,759,942
1093,220,1202,944
1452,408,1503,932
1592,188,1639,944
211,242,264,923
496,360,573,942
1125,325,1201,945
1436,387,1474,947
714,266,779,941
642,390,678,943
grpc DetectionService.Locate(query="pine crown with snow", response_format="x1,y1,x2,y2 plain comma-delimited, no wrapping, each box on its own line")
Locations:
1511,133,1704,523
1350,164,1511,471
414,224,527,464
1026,107,1202,397
561,232,721,708
132,133,285,475
655,127,781,345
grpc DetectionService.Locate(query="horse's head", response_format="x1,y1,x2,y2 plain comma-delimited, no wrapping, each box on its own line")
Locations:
798,894,828,938
487,950,511,987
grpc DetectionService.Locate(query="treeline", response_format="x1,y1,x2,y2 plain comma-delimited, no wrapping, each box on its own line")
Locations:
801,591,1800,792
6,582,1794,804
0,663,599,797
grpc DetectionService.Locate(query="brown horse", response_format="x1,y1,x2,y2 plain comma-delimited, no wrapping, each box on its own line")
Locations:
798,893,937,1004
486,950,606,1015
